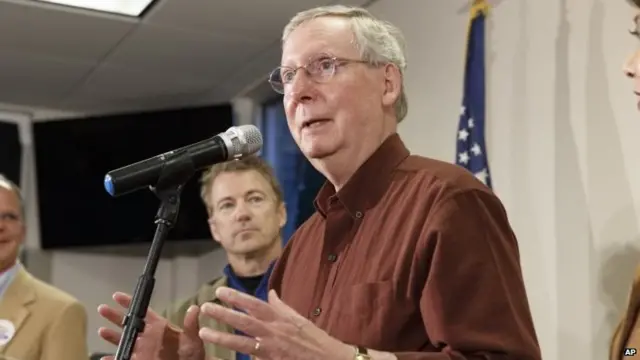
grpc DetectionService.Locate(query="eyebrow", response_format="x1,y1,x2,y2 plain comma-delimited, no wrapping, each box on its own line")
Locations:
281,52,334,67
0,210,19,217
215,189,267,206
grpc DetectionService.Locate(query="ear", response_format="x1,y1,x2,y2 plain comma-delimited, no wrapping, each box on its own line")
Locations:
208,216,222,244
381,63,402,108
277,202,287,230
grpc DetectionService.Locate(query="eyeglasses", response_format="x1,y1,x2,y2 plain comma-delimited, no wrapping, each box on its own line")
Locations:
268,56,369,94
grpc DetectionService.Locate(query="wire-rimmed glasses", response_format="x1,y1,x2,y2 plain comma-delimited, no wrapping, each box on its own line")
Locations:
268,56,369,94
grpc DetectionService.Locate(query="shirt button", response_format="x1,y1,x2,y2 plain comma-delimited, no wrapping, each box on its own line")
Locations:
355,211,363,218
327,253,337,262
312,307,322,316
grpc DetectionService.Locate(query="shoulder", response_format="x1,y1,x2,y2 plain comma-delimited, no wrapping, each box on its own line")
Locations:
292,211,323,235
164,275,228,324
398,154,491,195
24,270,84,311
172,275,227,308
270,216,322,291
283,208,324,245
19,270,87,328
392,155,499,212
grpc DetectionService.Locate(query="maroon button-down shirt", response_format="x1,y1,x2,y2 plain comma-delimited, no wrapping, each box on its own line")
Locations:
269,134,541,360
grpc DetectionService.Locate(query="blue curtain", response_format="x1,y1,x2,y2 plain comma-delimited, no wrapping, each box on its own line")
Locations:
260,97,324,244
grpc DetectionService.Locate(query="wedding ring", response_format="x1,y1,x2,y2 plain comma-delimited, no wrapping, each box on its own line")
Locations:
254,341,261,351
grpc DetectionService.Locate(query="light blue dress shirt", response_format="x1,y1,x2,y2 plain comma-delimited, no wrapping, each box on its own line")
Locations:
0,262,20,301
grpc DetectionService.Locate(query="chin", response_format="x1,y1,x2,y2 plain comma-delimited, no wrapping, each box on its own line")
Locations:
235,239,267,253
301,142,339,160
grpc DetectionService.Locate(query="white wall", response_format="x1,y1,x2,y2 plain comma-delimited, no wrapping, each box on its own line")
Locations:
368,0,639,359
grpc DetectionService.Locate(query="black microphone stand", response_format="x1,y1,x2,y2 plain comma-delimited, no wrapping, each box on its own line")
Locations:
114,151,196,360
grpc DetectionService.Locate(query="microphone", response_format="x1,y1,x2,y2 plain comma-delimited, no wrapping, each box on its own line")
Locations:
103,124,263,197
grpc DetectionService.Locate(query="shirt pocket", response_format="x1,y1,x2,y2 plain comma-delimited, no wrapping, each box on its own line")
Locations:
330,280,418,349
339,280,396,315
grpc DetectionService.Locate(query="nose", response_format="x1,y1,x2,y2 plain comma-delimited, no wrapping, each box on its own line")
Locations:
286,70,314,103
234,201,252,222
624,50,640,78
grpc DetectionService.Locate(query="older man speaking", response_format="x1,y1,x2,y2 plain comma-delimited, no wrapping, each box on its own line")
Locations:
99,5,542,360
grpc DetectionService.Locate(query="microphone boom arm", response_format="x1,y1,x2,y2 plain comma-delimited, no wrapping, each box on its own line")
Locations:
114,149,196,360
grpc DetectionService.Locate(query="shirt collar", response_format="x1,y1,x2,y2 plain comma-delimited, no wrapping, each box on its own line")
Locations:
314,133,410,219
0,261,21,300
221,261,276,300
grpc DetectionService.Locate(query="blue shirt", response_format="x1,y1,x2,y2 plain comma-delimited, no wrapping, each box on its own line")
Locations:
223,262,275,360
0,262,20,301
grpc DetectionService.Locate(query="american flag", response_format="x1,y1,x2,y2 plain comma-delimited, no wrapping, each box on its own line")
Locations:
455,0,492,189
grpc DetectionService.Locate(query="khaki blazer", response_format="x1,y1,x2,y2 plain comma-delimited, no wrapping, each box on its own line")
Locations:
162,276,236,360
0,267,88,360
611,264,640,360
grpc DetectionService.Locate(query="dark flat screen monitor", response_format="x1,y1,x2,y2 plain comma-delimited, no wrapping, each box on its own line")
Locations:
32,104,233,250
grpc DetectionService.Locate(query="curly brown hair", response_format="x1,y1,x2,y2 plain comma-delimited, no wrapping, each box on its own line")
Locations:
631,0,640,7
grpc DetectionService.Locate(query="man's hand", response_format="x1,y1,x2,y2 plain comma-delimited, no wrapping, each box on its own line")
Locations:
198,287,355,360
97,292,206,360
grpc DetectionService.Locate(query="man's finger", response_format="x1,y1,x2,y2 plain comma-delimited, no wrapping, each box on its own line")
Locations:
113,292,133,307
267,290,306,323
199,327,261,357
98,326,122,346
183,305,201,339
201,302,270,338
214,287,276,322
98,304,126,327
113,292,162,321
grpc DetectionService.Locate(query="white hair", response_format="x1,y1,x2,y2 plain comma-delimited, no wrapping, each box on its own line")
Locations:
283,5,408,122
0,173,24,218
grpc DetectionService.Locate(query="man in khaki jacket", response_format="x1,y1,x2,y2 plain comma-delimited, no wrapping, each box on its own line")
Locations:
0,174,88,360
99,156,287,360
611,1,640,358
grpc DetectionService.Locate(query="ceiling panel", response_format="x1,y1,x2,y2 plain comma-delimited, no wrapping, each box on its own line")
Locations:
145,0,334,42
0,49,95,100
63,63,213,103
0,1,137,61
61,88,219,114
0,0,380,117
212,44,283,100
0,90,63,109
104,24,265,82
0,1,27,25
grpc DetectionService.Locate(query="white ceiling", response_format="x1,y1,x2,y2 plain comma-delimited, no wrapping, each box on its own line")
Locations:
0,0,375,115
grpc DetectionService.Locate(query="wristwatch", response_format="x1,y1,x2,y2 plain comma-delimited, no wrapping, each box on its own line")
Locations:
354,345,372,360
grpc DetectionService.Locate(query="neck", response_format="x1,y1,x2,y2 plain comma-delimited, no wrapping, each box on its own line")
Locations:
227,240,281,277
314,127,396,191
0,259,17,275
